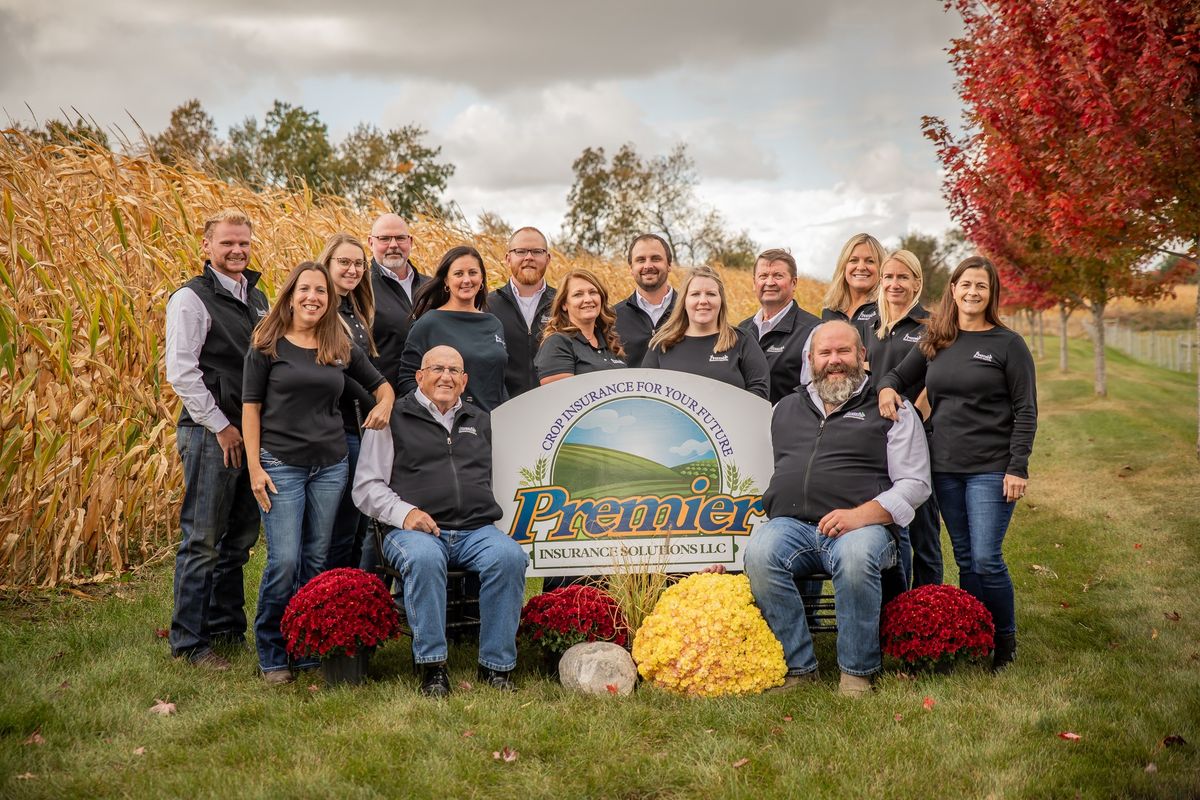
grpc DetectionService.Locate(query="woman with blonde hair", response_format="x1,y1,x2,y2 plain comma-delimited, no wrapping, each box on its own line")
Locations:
535,268,627,384
821,233,885,332
242,261,393,684
865,249,941,590
643,265,768,398
316,232,379,569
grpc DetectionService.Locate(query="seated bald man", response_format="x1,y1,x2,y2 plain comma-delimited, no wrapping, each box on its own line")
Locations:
353,345,529,696
744,321,930,697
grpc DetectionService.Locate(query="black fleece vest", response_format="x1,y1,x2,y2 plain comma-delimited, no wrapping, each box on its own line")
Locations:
490,283,555,398
763,384,893,523
387,394,502,531
176,264,269,429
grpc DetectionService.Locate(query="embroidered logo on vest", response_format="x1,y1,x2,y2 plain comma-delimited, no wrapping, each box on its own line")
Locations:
767,345,785,353
844,411,867,421
458,426,478,436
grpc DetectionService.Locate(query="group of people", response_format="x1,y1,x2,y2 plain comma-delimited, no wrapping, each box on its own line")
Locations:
165,209,1037,698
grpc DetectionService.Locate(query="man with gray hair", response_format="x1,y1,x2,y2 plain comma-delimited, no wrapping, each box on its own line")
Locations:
368,213,426,389
744,321,930,697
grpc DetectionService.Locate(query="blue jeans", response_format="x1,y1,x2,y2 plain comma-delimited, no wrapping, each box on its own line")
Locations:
382,524,529,671
327,431,368,569
934,472,1016,635
909,494,944,588
170,425,260,657
253,450,348,673
745,517,897,676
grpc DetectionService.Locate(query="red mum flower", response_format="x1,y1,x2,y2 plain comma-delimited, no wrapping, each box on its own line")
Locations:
880,585,995,671
281,568,402,659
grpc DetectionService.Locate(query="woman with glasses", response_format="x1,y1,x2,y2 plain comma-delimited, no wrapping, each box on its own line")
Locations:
535,268,627,385
242,261,394,684
318,233,379,569
642,265,769,398
398,246,508,411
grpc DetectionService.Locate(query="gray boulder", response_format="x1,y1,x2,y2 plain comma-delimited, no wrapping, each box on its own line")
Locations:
558,642,637,696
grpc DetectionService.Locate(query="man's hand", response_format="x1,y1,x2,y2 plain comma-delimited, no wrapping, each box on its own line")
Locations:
877,388,902,421
404,508,441,537
1002,474,1027,503
818,507,874,538
215,425,244,468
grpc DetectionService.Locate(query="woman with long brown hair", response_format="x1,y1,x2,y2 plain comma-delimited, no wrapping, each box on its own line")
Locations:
242,261,393,684
317,233,379,569
642,265,768,398
535,268,627,384
878,256,1037,670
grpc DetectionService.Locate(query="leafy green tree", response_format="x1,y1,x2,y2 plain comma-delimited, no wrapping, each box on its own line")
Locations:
563,146,611,254
150,100,220,168
333,123,455,218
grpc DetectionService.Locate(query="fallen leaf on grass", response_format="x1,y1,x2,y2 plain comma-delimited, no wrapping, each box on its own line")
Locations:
894,672,916,681
704,728,716,733
1108,641,1121,650
1160,734,1187,748
15,772,35,780
458,681,473,691
133,747,146,756
605,684,618,695
49,651,65,661
56,680,70,691
307,685,319,693
1151,628,1159,640
922,697,936,711
23,729,45,746
1163,611,1181,622
1054,543,1062,548
894,713,903,722
770,726,783,735
1134,543,1143,550
782,715,793,722
148,699,176,716
1144,763,1157,773
492,746,518,762
1058,732,1081,741
731,758,750,769
66,588,96,602
461,730,476,738
154,627,169,639
1060,602,1071,609
1029,564,1058,579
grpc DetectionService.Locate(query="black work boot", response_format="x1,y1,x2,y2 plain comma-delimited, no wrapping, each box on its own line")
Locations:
419,663,451,697
477,665,517,692
992,632,1017,672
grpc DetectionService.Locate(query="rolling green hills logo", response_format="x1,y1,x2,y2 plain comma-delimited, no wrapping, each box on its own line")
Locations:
510,396,761,544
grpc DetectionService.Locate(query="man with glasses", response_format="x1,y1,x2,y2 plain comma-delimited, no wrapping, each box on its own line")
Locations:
368,213,426,388
489,227,556,397
353,346,529,697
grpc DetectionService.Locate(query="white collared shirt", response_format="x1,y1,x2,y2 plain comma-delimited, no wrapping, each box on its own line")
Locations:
414,387,462,433
636,287,674,326
378,262,415,301
510,279,547,329
754,303,791,338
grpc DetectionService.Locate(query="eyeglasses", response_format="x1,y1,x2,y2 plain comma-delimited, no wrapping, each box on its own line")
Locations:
332,257,367,270
507,248,549,258
421,365,464,376
372,234,412,244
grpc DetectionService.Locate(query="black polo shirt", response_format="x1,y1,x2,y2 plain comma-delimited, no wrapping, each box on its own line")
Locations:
535,331,627,380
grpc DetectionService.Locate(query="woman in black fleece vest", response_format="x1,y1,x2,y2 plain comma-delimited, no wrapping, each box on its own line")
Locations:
878,256,1037,671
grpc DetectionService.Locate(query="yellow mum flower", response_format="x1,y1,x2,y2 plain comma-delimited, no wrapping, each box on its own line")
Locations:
632,573,786,697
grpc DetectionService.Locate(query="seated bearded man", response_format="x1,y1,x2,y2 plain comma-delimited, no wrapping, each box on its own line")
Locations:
744,321,930,697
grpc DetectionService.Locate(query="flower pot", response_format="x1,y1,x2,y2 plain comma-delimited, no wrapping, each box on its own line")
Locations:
321,649,370,687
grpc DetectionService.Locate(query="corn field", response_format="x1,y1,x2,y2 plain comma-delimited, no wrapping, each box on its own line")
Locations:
0,132,822,588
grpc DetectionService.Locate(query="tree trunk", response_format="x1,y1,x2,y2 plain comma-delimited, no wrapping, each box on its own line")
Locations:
1195,280,1199,458
1090,301,1107,396
1059,304,1071,373
1036,310,1046,359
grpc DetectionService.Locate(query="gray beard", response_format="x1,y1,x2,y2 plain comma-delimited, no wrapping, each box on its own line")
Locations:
813,366,865,406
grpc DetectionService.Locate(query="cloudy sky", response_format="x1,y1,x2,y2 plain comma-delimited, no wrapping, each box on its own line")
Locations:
1,0,965,277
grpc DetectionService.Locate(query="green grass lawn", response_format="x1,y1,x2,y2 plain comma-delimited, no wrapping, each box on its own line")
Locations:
2,338,1198,799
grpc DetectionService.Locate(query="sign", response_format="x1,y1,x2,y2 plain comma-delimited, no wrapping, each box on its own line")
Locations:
492,369,774,576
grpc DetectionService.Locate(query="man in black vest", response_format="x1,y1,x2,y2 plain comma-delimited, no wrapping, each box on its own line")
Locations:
353,346,529,697
367,213,426,389
165,209,270,670
489,226,555,396
737,248,821,404
614,233,676,367
744,321,930,697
